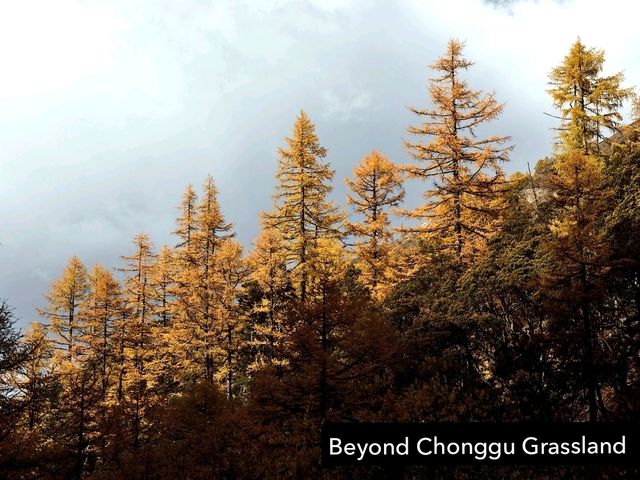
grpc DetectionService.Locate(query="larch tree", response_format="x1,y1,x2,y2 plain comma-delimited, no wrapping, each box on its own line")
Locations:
27,283,95,480
247,226,291,369
402,39,511,259
149,245,175,329
119,232,156,448
174,176,234,386
196,176,234,252
37,257,103,480
172,184,199,298
193,176,234,386
148,245,177,395
548,38,633,156
208,239,250,399
345,150,405,299
38,256,90,364
543,148,609,422
543,41,631,423
174,184,199,252
74,265,124,471
78,264,124,399
169,184,200,388
263,111,343,302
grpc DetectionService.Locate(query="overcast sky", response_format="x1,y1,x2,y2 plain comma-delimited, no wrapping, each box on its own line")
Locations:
1,0,638,327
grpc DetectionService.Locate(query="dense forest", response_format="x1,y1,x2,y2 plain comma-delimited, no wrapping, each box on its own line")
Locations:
2,38,640,479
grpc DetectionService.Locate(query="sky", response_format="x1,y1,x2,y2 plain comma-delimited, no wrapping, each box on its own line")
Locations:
1,0,639,327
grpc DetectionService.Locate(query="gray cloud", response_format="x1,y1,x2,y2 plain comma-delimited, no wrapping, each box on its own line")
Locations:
483,0,523,5
482,0,566,9
1,0,637,327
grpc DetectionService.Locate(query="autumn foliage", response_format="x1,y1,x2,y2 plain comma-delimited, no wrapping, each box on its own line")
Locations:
1,39,640,479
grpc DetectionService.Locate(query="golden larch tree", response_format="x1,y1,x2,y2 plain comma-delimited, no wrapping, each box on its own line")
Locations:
544,149,610,422
75,265,124,467
192,176,234,385
402,39,511,259
38,256,89,364
345,150,405,299
174,184,198,251
548,38,633,155
171,176,235,386
149,245,174,328
543,41,631,422
208,238,250,399
147,245,177,395
77,264,124,398
247,226,291,368
119,232,156,448
264,110,342,301
169,184,200,387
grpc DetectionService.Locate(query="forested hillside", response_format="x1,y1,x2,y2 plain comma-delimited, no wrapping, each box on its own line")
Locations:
1,39,640,479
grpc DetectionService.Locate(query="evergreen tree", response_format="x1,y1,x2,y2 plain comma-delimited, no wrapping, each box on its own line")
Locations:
345,150,405,298
0,301,25,415
0,301,34,446
402,39,511,259
602,136,640,419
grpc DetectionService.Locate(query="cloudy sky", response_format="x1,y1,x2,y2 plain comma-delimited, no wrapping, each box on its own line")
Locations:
1,0,638,326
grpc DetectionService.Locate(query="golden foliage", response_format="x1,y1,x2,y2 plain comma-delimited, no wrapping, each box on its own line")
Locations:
263,111,343,301
402,38,511,259
548,39,633,155
345,150,404,299
38,256,89,364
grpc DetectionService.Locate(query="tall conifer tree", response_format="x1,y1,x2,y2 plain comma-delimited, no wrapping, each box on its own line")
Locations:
247,226,291,368
544,40,631,422
264,111,342,301
171,176,236,386
209,239,249,399
345,150,405,298
119,233,156,448
78,264,123,398
192,176,234,384
548,39,633,155
402,39,511,259
38,256,89,363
